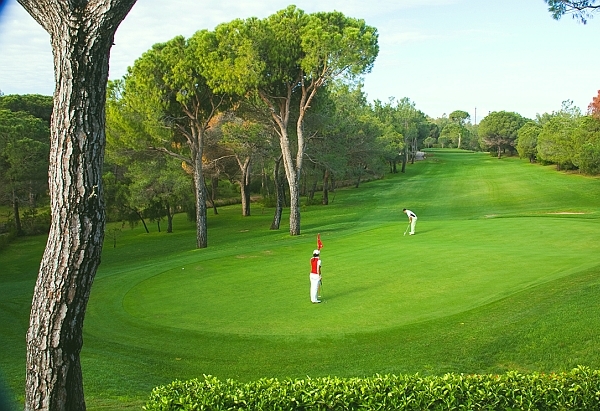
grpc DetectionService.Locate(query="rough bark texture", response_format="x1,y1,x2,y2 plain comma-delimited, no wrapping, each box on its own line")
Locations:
191,128,208,248
238,156,251,217
322,169,329,205
270,156,284,230
17,1,137,410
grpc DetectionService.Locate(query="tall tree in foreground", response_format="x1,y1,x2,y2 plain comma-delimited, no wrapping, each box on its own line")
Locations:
16,1,137,410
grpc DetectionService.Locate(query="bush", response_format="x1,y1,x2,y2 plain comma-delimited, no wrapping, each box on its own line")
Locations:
0,232,16,252
144,366,600,410
20,208,51,235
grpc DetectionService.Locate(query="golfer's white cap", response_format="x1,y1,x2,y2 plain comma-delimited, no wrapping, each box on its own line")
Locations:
313,249,320,255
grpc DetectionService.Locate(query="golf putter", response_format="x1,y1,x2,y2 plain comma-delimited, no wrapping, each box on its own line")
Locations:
404,223,410,236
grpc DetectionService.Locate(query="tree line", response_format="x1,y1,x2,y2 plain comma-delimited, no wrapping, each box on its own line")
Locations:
3,91,600,241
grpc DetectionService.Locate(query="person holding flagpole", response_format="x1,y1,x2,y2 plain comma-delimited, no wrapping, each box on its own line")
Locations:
310,234,324,303
309,249,322,303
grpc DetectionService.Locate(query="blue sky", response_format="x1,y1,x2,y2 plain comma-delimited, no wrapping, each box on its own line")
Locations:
1,0,599,121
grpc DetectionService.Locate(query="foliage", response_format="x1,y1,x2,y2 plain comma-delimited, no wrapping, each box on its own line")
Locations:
374,97,428,171
442,110,471,149
0,94,53,124
317,83,384,180
588,89,600,118
546,0,600,23
19,207,51,235
571,115,600,174
478,111,527,158
536,101,582,170
0,232,16,252
0,109,50,233
516,121,542,162
145,367,600,411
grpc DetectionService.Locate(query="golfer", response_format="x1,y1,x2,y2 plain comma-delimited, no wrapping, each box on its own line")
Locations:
309,249,322,304
403,208,418,235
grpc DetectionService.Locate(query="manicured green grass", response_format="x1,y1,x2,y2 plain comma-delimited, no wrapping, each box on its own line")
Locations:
1,150,599,410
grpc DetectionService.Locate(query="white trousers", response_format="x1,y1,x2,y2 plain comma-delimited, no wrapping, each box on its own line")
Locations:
410,216,417,234
309,273,321,302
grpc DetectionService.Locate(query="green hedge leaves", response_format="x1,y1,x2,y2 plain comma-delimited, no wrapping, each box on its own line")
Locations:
145,366,600,410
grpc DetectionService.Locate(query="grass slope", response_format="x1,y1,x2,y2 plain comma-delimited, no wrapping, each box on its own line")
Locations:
1,150,599,410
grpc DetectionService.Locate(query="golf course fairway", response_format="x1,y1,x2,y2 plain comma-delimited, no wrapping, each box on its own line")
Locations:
1,149,599,410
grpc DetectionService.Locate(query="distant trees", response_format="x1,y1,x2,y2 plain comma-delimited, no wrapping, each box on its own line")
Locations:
571,116,600,173
374,97,428,173
0,109,50,234
445,110,471,149
106,6,379,238
516,121,542,163
509,98,600,174
0,94,53,124
588,90,600,118
478,111,527,158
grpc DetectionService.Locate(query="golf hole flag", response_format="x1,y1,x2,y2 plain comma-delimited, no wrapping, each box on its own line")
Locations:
317,233,323,250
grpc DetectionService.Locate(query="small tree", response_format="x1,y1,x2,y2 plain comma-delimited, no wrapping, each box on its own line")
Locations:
516,121,541,163
478,111,526,158
572,116,600,173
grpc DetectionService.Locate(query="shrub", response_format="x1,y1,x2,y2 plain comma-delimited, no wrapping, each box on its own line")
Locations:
20,208,51,235
144,366,600,410
0,232,16,252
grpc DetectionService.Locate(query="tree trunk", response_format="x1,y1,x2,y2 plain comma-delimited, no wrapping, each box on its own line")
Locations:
205,176,219,215
238,156,251,217
18,2,136,410
11,186,22,234
166,201,173,233
276,115,301,235
193,141,208,248
132,208,149,233
322,169,329,205
270,156,284,230
308,173,318,203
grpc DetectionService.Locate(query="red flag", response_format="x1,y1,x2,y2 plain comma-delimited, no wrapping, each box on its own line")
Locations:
317,233,323,250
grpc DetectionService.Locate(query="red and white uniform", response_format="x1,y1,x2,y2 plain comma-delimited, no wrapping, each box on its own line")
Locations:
309,253,322,303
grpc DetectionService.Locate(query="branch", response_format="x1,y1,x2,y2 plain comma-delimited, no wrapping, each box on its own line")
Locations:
546,0,600,23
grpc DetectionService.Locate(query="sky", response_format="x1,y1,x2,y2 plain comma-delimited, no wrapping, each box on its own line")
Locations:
1,0,599,122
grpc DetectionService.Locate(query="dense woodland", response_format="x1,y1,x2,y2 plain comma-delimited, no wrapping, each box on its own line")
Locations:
2,86,600,237
2,88,600,239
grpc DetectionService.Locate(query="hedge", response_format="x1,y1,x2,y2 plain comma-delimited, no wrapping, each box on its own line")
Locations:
144,366,600,410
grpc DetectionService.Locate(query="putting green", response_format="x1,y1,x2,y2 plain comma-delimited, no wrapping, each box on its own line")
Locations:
4,149,600,408
121,216,600,337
